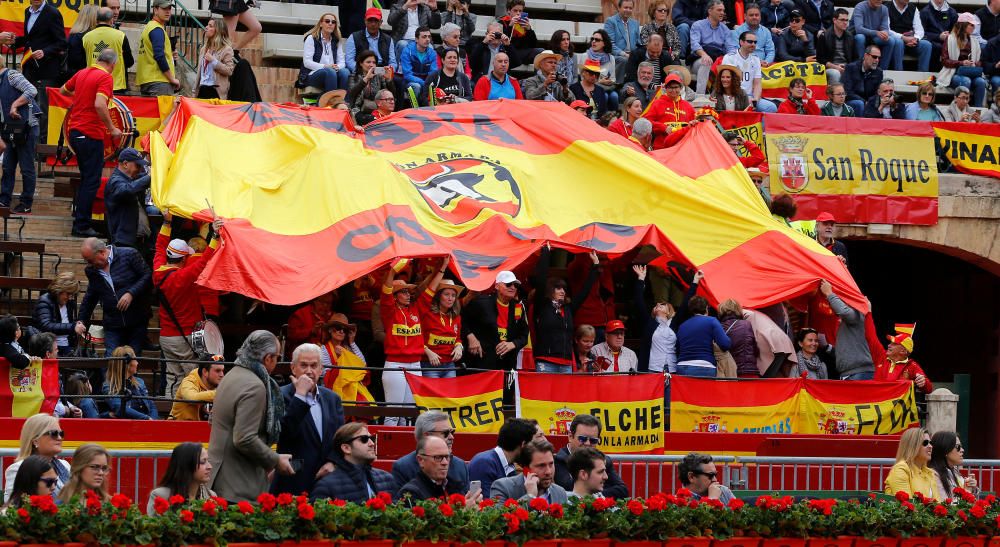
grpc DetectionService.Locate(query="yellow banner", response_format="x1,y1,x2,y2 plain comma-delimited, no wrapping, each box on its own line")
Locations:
760,61,828,99
0,1,96,31
407,371,505,433
671,397,799,434
798,385,918,435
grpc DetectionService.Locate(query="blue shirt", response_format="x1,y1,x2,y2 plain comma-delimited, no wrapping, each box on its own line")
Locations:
852,0,890,37
486,73,516,99
26,1,45,34
345,30,399,73
676,315,731,365
98,246,115,293
691,18,731,55
295,390,324,441
728,23,775,62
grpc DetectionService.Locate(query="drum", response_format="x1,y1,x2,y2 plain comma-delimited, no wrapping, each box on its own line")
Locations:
190,319,224,358
61,96,137,162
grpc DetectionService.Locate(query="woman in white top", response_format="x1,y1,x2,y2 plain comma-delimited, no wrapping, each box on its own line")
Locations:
197,17,236,100
147,443,215,516
299,13,349,93
633,265,677,373
3,414,71,502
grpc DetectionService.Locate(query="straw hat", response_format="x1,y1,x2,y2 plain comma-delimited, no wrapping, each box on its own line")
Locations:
663,65,692,86
318,89,347,108
533,50,562,70
325,312,358,333
435,279,465,296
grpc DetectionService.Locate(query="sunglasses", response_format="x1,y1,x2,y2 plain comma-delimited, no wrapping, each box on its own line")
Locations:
693,470,718,479
922,439,932,446
576,435,601,445
955,445,965,451
591,37,604,42
418,453,450,463
430,428,457,437
323,18,337,23
41,429,65,439
329,325,347,333
868,54,881,59
503,281,519,288
351,434,376,444
743,39,757,44
39,477,58,488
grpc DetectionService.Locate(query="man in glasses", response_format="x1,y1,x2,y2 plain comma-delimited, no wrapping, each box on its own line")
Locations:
462,270,529,375
311,422,398,503
816,8,856,84
392,410,470,493
553,414,629,498
872,333,933,394
722,31,778,112
841,44,883,114
398,435,483,506
678,452,735,504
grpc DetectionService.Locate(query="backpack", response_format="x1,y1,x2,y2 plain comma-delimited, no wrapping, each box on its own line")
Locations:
227,52,261,102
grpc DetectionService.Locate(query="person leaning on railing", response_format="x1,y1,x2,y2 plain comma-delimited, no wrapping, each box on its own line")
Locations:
102,346,159,420
884,427,941,501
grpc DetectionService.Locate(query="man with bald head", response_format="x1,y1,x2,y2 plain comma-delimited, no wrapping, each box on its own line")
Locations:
78,237,151,355
398,435,482,507
624,33,676,86
84,7,134,93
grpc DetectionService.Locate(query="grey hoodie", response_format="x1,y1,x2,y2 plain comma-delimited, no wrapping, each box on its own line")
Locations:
827,293,874,378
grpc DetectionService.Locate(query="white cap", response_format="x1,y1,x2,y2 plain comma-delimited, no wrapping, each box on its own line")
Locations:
166,239,194,259
496,270,519,284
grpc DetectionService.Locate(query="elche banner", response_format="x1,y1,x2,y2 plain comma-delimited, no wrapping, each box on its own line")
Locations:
0,358,60,417
0,0,91,34
764,114,939,225
516,373,665,454
933,122,1000,178
760,61,828,100
405,371,504,433
670,377,918,435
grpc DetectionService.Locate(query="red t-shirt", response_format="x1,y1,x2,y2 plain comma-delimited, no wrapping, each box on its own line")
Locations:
65,66,114,140
379,287,424,362
417,288,462,363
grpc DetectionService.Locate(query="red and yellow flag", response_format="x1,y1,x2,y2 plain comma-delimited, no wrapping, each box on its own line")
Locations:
517,373,665,454
798,379,917,435
895,323,916,336
406,371,504,433
932,122,1000,180
0,2,77,34
0,358,60,417
760,61,828,100
46,91,167,147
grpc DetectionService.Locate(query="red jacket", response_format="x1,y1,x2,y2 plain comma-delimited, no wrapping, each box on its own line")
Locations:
776,97,821,115
608,118,632,138
417,288,462,363
739,140,766,168
875,358,933,394
380,287,424,362
153,227,217,337
644,95,695,148
287,304,334,349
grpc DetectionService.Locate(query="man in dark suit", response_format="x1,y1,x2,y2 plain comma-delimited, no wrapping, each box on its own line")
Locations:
392,410,469,494
272,343,345,496
398,436,480,505
310,423,398,503
467,417,536,497
840,45,883,115
624,35,676,87
490,439,569,503
553,414,630,499
0,0,68,140
461,270,529,372
78,237,151,356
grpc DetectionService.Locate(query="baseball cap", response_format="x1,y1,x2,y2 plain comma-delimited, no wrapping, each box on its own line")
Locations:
118,147,149,166
165,239,193,259
887,333,914,353
663,73,683,87
606,319,626,332
152,0,175,8
569,99,590,109
816,212,836,223
365,7,383,20
496,271,520,285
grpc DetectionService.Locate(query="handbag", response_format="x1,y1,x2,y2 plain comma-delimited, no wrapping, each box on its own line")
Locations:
1,117,28,144
714,320,740,378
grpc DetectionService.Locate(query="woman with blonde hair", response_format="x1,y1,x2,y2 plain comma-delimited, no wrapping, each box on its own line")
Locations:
885,427,940,501
66,4,100,76
717,298,758,378
573,324,598,372
197,16,236,99
633,264,677,373
33,272,85,357
298,12,349,94
3,413,70,501
639,0,681,55
59,444,111,504
608,96,643,137
101,346,158,420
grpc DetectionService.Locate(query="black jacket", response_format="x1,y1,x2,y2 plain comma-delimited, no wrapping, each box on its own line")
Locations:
392,451,469,494
552,445,629,499
0,343,30,369
32,292,78,348
79,246,151,330
983,35,1000,77
977,6,1000,43
863,95,906,119
633,279,658,373
840,60,882,103
461,293,529,371
14,2,66,82
104,168,151,248
470,43,520,81
624,47,677,86
271,383,345,496
310,452,398,503
920,3,957,47
775,29,816,62
672,0,710,28
815,27,857,66
398,470,465,504
793,0,835,36
532,247,598,363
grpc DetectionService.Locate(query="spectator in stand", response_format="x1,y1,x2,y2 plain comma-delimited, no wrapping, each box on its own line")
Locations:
728,4,775,64
66,5,99,77
137,0,180,96
641,0,683,57
929,432,979,498
591,319,638,372
472,22,519,80
79,237,151,355
85,8,133,95
32,273,84,357
791,328,830,379
345,9,399,75
26,332,56,360
400,26,440,97
146,442,215,515
271,344,345,496
389,0,441,62
814,212,848,263
885,427,940,501
550,30,579,87
399,436,480,505
415,258,465,377
3,456,58,510
566,447,608,499
473,52,524,99
721,31,779,112
983,35,1000,92
209,330,295,502
887,0,931,70
58,444,111,504
672,0,710,59
587,30,619,108
712,64,751,110
311,423,398,502
0,65,39,215
633,265,677,373
300,13,350,95
3,414,70,501
726,132,766,168
871,333,933,393
777,77,821,114
905,81,945,120
64,372,99,418
622,61,658,107
842,45,882,113
852,0,901,70
691,0,731,94
104,148,152,249
920,0,957,67
678,453,735,503
625,34,676,86
674,293,731,377
982,88,1000,122
571,60,608,118
942,86,981,121
102,346,158,420
717,299,759,378
523,50,577,104
288,292,337,350
776,10,816,62
462,270,529,372
817,279,875,380
553,414,629,498
644,72,695,148
609,96,644,137
440,0,476,46
379,264,424,426
821,82,856,116
490,439,568,503
500,0,542,65
607,0,642,83
863,78,905,118
817,9,856,84
630,116,654,150
197,17,236,100
978,0,1000,45
794,0,834,36
347,50,398,125
169,361,225,421
940,15,986,107
572,324,601,372
532,247,599,373
60,49,121,238
393,411,469,493
437,24,472,79
761,0,792,39
469,418,536,496
371,89,396,119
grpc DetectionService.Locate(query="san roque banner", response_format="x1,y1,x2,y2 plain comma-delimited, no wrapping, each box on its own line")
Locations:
933,121,1000,179
670,377,918,435
0,358,60,417
765,114,938,225
405,371,504,433
760,61,828,100
517,373,665,454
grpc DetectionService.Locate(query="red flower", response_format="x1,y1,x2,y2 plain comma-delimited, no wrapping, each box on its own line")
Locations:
479,499,495,509
756,495,773,507
212,496,230,510
111,493,132,510
378,491,393,503
971,505,987,519
449,493,467,506
258,493,277,512
169,494,186,506
412,506,426,517
677,488,693,498
503,513,521,534
688,499,700,508
958,510,969,522
895,491,910,502
238,501,255,514
277,493,294,506
180,509,194,523
202,499,218,516
298,503,315,520
529,496,550,512
986,495,996,505
16,507,29,523
86,496,102,516
627,499,645,516
504,498,520,508
366,497,387,511
647,494,667,511
296,495,308,505
153,496,170,515
933,505,949,517
728,498,746,511
548,503,564,518
330,499,347,507
902,501,916,512
439,503,455,517
29,495,58,515
514,507,530,521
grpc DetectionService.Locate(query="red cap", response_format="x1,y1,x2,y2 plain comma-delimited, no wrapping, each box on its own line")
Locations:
662,73,683,87
569,99,590,109
816,212,836,223
605,319,626,332
365,7,383,20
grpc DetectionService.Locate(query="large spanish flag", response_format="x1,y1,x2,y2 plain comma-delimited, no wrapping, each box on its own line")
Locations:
150,98,865,313
0,359,60,417
798,379,917,435
517,373,665,454
406,371,504,433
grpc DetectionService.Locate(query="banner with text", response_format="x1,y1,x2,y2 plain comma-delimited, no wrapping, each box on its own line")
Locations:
933,122,1000,179
670,377,917,435
516,373,665,454
0,358,60,417
719,111,765,160
765,114,938,225
406,371,504,433
0,1,93,35
760,61,828,100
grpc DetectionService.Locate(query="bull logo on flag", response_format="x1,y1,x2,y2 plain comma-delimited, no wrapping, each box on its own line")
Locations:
397,157,522,225
775,136,810,193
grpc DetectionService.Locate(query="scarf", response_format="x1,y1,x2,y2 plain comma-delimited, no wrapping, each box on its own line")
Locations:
786,94,807,114
937,32,981,87
586,48,610,67
235,355,284,446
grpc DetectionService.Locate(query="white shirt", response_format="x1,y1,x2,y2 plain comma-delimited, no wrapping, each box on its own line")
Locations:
55,304,69,347
888,0,925,40
26,1,45,34
721,50,761,98
649,317,677,373
494,446,516,475
404,9,419,41
295,390,324,441
303,35,346,73
199,57,218,86
591,342,638,372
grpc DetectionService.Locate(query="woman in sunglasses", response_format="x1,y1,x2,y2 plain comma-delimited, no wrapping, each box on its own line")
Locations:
59,444,111,504
299,13,349,94
3,413,71,502
929,431,979,498
4,456,59,509
884,427,940,501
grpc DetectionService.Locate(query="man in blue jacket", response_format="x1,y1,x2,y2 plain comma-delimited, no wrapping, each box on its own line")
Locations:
79,237,152,355
605,0,641,82
840,45,883,114
392,410,470,494
468,417,536,497
104,147,152,249
400,26,439,97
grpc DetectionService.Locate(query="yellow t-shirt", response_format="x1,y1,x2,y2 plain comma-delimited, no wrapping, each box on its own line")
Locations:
884,461,941,501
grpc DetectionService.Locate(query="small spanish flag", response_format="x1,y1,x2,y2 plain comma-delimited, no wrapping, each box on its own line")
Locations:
895,323,916,336
20,49,31,69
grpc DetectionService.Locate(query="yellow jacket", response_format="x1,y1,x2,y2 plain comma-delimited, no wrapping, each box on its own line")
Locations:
884,461,941,501
168,369,216,421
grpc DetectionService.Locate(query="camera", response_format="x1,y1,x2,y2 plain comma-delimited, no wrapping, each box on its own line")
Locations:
492,31,502,39
557,75,568,85
374,66,386,76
